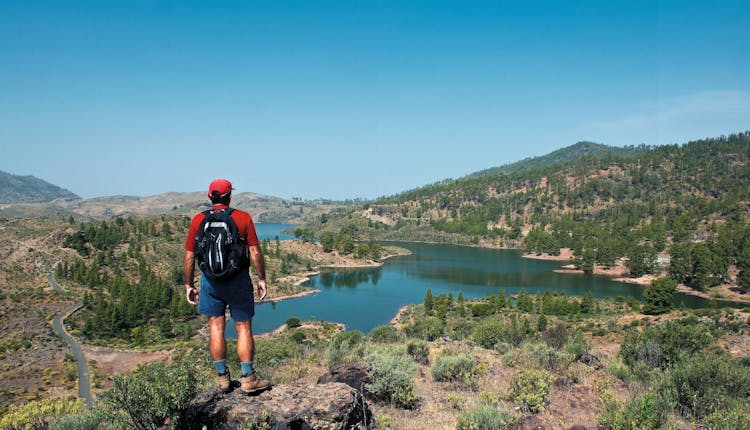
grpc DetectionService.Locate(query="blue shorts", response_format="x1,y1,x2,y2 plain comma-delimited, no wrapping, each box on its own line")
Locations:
198,271,255,322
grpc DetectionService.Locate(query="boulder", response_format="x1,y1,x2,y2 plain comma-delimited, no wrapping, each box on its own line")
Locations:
317,363,372,392
186,382,371,430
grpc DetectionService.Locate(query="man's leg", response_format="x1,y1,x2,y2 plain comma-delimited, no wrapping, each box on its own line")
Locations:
208,316,231,392
236,318,270,394
235,319,254,364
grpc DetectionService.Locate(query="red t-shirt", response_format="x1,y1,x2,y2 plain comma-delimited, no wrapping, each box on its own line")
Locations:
184,204,260,252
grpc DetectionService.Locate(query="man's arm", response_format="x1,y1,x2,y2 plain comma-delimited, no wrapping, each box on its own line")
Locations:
184,250,198,305
249,244,267,301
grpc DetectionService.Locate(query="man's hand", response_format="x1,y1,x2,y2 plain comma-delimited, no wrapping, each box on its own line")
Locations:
257,279,267,301
186,284,199,305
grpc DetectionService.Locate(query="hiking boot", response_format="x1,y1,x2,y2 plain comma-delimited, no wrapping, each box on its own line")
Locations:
217,370,231,393
240,372,271,394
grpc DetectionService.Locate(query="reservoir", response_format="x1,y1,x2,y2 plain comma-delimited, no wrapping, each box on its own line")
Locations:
238,233,714,335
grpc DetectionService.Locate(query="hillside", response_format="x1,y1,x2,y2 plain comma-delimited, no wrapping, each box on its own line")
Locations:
303,132,750,297
0,171,79,204
0,191,349,224
468,141,653,178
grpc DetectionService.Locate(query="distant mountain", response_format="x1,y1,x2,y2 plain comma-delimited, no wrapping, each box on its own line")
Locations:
468,141,653,177
0,171,80,203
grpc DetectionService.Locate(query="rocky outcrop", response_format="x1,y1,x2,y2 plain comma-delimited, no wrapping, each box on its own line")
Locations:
186,382,372,430
316,363,371,392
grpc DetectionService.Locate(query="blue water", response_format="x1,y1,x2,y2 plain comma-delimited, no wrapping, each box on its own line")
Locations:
221,231,718,336
255,223,296,241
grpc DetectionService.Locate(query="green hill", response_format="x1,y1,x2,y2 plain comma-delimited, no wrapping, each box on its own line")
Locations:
468,141,653,177
303,131,750,292
0,170,79,203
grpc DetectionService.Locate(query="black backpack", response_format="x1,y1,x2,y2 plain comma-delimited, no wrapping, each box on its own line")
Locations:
195,208,248,281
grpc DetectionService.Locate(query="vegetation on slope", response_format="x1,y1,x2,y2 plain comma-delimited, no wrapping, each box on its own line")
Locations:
7,292,748,429
303,132,750,295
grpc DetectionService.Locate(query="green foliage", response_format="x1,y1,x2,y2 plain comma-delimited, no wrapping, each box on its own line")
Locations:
663,353,750,419
455,404,516,430
0,397,87,430
472,318,505,349
100,355,208,430
619,319,711,370
254,337,304,371
365,347,419,409
423,288,434,315
598,390,666,430
403,316,444,341
285,317,302,329
506,368,556,413
406,340,429,364
430,353,479,389
542,323,569,350
704,401,750,430
369,325,401,343
641,278,676,315
326,330,366,366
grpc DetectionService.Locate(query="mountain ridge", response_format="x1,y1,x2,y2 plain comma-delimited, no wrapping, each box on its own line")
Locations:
0,170,80,203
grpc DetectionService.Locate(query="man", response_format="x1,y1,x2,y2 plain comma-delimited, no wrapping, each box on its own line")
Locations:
184,178,271,394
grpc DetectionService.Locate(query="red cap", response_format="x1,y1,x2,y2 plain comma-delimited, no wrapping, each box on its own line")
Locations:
207,178,234,197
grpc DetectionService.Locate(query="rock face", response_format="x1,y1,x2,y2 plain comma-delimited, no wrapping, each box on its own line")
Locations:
186,382,372,430
316,363,371,392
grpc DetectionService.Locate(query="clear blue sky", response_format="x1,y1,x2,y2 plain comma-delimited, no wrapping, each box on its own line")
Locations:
1,1,748,200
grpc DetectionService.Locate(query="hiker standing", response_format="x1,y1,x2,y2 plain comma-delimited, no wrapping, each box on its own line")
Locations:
183,178,271,394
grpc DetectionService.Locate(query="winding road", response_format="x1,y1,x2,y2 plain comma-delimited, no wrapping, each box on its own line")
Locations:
48,274,93,406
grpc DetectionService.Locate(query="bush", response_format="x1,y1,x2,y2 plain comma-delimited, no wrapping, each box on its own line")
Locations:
527,342,564,371
403,317,444,341
0,397,87,430
285,316,302,329
430,353,478,389
326,330,366,366
704,401,750,430
365,347,418,409
664,353,750,419
565,333,590,360
542,323,569,349
506,369,556,413
100,356,209,430
598,390,666,430
642,278,677,315
619,319,711,370
369,325,401,343
472,318,505,349
255,337,304,371
406,340,429,364
289,331,306,343
455,404,516,430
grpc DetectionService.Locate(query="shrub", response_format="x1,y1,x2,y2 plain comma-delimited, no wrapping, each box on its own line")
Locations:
255,337,304,371
597,390,666,430
619,319,711,370
365,347,419,409
406,340,429,364
565,333,590,360
455,404,516,430
664,353,750,419
100,356,208,430
285,316,302,329
527,342,564,371
369,325,401,343
542,323,569,349
430,353,478,389
471,303,496,317
403,317,444,341
289,331,306,343
704,401,750,430
0,397,87,430
642,278,677,315
326,330,366,366
472,318,505,349
506,369,556,413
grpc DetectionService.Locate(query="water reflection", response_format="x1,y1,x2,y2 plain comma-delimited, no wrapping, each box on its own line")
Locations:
317,269,381,289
